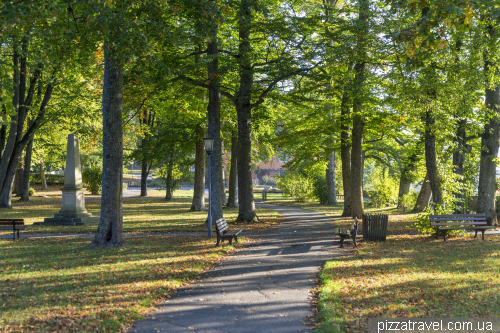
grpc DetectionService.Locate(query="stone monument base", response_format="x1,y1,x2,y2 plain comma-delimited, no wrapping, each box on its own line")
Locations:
34,188,100,226
35,213,100,226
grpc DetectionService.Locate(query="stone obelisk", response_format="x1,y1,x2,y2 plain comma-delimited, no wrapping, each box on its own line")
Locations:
37,134,99,225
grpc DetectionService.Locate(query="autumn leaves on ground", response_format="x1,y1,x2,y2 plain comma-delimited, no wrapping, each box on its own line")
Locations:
3,191,500,333
263,196,500,333
0,189,279,333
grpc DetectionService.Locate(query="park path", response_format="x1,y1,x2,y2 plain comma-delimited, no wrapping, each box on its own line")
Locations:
129,203,343,333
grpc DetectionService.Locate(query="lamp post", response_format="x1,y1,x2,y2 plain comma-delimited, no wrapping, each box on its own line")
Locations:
203,137,214,239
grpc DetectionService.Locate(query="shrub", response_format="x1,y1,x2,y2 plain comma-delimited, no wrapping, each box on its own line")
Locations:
368,169,398,208
412,205,466,236
276,172,313,202
399,191,418,211
82,164,102,195
262,175,276,186
312,175,328,204
28,187,36,196
30,173,65,185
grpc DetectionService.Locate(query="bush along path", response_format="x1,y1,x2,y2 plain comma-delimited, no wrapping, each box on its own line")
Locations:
130,203,343,333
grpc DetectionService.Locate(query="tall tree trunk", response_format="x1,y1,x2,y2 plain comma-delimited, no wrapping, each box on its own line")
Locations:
413,173,432,212
326,151,337,205
0,43,20,200
227,128,238,208
14,165,23,196
20,140,33,201
477,23,499,226
20,120,34,201
351,112,364,219
165,147,175,201
40,162,48,190
0,118,6,159
340,89,352,216
349,0,368,219
220,140,227,206
452,118,467,213
0,37,50,208
140,159,148,197
206,17,224,223
424,107,443,206
191,125,206,211
91,47,124,248
236,0,257,222
397,163,416,208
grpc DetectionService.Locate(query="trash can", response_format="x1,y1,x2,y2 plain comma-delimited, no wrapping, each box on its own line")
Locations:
362,213,388,241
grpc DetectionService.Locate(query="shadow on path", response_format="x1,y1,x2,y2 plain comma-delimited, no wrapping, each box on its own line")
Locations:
129,203,346,333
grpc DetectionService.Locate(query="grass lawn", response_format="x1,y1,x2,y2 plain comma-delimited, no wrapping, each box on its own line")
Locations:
0,235,245,332
313,235,500,333
12,185,101,206
263,195,418,233
0,189,280,332
1,189,280,235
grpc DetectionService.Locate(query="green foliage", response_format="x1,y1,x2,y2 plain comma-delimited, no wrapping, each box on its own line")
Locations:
312,175,328,205
412,208,435,235
412,205,467,236
262,175,276,186
30,174,65,185
28,187,36,196
276,173,314,203
82,160,103,195
157,164,192,191
368,168,398,208
399,192,418,211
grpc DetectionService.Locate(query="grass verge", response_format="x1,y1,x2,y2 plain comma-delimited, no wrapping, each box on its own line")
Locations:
0,235,250,332
1,190,279,234
313,235,500,333
263,196,418,233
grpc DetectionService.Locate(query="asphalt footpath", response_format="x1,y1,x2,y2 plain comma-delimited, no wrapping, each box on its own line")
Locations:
129,203,343,333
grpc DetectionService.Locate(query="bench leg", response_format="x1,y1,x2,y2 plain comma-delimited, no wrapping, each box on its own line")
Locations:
475,230,478,238
229,237,233,246
339,236,345,248
215,234,221,247
443,230,447,241
482,230,485,241
234,235,238,244
12,230,16,241
436,230,440,239
17,230,20,240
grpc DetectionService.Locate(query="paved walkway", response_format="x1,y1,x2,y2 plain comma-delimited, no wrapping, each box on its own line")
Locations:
129,203,343,333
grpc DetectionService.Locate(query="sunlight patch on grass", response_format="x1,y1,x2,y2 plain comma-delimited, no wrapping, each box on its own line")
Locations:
0,235,248,332
313,235,500,333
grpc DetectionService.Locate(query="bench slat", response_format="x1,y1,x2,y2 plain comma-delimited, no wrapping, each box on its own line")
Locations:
434,226,495,230
431,222,487,226
0,222,25,226
0,226,27,230
430,214,485,218
429,217,486,222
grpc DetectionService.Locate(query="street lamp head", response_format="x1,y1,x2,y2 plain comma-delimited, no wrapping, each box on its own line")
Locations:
203,137,214,154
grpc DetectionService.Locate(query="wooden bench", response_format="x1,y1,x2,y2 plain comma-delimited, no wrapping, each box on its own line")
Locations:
0,219,26,240
430,213,495,241
215,218,242,246
334,218,358,248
